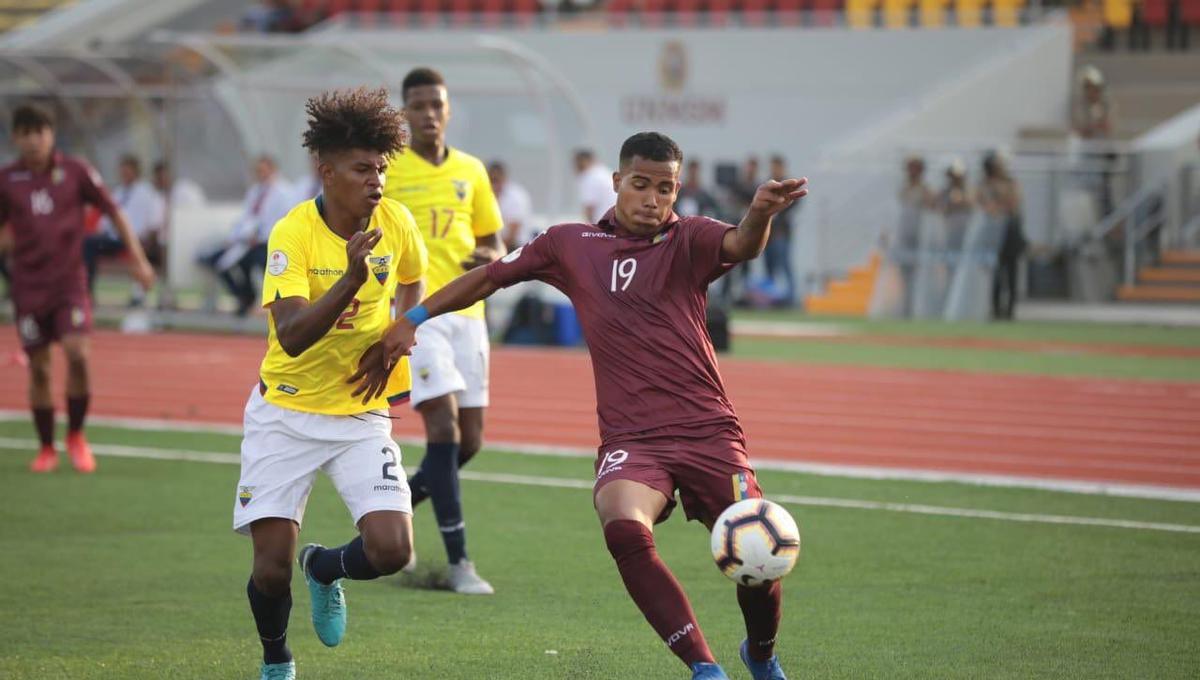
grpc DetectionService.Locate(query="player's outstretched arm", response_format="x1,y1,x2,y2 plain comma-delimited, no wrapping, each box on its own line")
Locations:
108,208,156,290
720,177,808,263
393,267,497,356
271,228,381,357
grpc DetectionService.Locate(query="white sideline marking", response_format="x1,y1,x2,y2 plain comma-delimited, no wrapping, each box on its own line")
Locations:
3,410,1198,503
2,436,1199,535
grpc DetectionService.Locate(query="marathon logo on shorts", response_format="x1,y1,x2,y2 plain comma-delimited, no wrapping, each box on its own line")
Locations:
18,315,40,343
275,384,299,395
732,472,751,501
70,307,85,328
238,486,254,507
368,254,392,285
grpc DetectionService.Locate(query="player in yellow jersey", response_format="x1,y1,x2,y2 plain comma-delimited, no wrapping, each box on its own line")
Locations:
383,67,505,595
232,88,427,680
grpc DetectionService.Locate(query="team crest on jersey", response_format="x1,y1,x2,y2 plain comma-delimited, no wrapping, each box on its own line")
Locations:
452,179,468,201
368,254,392,285
653,229,673,245
51,167,65,184
238,486,255,507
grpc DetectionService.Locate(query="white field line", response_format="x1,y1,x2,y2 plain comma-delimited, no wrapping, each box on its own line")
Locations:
2,436,1199,535
4,411,1200,503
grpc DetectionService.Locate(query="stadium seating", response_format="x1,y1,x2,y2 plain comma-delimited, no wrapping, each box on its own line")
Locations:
0,0,74,34
954,0,983,27
918,0,948,27
1102,0,1133,29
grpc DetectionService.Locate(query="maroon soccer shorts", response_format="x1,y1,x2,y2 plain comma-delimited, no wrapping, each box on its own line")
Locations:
14,296,92,352
593,422,764,527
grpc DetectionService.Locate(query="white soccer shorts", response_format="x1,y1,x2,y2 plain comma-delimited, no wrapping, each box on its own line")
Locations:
408,313,490,409
232,387,412,534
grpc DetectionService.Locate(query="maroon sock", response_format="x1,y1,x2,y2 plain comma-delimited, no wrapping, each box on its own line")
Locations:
603,520,715,668
32,407,54,447
67,394,90,434
737,581,783,661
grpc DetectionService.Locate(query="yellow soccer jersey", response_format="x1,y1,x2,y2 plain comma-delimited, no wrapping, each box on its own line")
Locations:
258,197,428,415
383,147,502,319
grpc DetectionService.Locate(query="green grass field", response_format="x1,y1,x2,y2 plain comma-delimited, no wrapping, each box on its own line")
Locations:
2,420,1199,679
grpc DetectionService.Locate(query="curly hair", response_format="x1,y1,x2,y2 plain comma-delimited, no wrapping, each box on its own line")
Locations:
301,87,408,157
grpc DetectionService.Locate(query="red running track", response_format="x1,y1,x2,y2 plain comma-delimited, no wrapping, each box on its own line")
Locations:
2,328,1199,490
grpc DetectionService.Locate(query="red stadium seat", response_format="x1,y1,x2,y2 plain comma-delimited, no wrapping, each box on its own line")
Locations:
1141,0,1167,26
775,0,806,26
641,0,668,27
512,0,539,26
810,0,843,25
326,0,353,16
417,0,443,26
707,0,733,26
674,0,702,26
608,0,635,26
447,0,473,26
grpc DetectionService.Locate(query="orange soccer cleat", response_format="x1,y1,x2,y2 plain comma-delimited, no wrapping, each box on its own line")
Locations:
66,432,96,473
29,445,58,473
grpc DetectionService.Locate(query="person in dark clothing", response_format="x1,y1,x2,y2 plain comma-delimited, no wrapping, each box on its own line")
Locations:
979,152,1025,320
762,155,797,306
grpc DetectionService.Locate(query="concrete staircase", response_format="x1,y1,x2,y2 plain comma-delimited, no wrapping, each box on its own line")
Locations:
1117,250,1200,303
804,254,880,316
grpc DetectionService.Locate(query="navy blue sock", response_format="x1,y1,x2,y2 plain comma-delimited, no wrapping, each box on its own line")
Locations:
246,577,292,665
424,441,467,564
308,536,383,585
408,469,430,507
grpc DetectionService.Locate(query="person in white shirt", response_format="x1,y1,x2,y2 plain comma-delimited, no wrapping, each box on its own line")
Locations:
83,154,165,303
153,160,207,215
198,155,294,316
488,160,534,250
574,148,617,223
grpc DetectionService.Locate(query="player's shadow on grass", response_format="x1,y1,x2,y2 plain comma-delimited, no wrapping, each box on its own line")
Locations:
393,566,453,592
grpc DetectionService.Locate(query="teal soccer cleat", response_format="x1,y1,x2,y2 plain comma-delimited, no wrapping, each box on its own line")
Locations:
690,662,730,679
740,639,787,680
260,661,295,680
297,543,346,647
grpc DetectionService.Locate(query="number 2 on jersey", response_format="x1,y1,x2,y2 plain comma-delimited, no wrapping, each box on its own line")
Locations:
429,208,456,238
611,258,637,292
336,298,361,330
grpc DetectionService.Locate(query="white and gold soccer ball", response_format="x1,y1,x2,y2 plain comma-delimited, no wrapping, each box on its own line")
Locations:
710,499,801,587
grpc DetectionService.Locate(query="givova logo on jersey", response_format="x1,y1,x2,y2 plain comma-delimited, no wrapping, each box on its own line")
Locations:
368,254,392,284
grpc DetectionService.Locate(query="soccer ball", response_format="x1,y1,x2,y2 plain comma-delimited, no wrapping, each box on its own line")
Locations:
711,499,801,587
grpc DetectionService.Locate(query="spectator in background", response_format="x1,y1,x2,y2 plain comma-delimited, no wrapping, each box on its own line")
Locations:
1073,65,1118,215
489,160,534,250
720,155,761,306
979,151,1026,320
241,0,310,33
83,154,164,304
152,160,206,216
675,158,721,218
939,159,973,253
892,155,935,315
574,148,616,223
197,155,293,316
762,154,797,306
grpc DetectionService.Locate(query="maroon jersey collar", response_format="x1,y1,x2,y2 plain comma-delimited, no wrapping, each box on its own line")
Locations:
597,208,681,241
15,149,63,175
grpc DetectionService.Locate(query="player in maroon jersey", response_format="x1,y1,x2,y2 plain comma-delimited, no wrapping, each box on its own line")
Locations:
0,104,155,473
352,132,806,680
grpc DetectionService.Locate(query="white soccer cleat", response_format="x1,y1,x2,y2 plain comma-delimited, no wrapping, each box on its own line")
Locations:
448,560,494,595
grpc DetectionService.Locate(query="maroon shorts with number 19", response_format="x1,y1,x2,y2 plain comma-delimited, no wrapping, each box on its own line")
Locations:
592,421,763,527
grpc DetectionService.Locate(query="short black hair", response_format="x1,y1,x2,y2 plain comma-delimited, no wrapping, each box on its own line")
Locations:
574,148,594,162
488,160,506,173
769,154,786,166
153,159,169,174
401,67,445,102
301,87,408,157
618,132,682,169
12,103,54,133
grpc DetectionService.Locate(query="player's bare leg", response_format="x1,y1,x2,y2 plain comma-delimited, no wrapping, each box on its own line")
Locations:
26,345,57,472
60,333,95,473
409,396,492,593
595,480,725,678
457,406,485,468
248,518,298,679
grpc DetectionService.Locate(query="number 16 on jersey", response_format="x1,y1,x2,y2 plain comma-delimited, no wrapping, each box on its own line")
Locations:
611,258,637,292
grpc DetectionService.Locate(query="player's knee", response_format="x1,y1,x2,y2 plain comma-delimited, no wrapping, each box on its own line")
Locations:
63,349,88,374
251,557,292,596
425,417,458,444
364,535,412,575
602,519,656,564
27,357,51,387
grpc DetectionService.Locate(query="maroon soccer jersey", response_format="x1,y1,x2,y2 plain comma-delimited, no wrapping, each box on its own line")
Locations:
0,151,117,312
486,209,741,445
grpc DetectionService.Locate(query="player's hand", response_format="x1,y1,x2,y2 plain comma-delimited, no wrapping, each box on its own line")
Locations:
460,246,500,271
382,317,418,362
130,258,156,290
749,178,808,219
347,340,396,405
344,228,383,286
